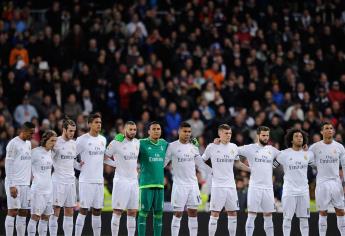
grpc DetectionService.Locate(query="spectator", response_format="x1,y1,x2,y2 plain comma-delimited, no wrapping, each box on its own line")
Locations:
186,110,205,138
164,102,181,141
63,93,82,120
13,96,39,126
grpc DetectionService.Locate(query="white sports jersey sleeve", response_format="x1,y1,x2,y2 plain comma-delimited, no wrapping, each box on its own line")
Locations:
76,133,106,184
5,137,31,187
309,140,345,183
105,138,139,181
277,148,314,196
31,147,53,194
238,144,279,189
168,141,199,186
202,143,239,188
52,137,77,184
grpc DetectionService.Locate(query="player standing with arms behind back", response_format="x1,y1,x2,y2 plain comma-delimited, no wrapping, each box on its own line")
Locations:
164,122,203,236
309,122,345,236
276,128,314,236
137,121,168,236
48,118,77,236
5,122,35,236
74,113,107,236
202,124,250,236
27,130,58,236
239,126,280,236
104,121,140,236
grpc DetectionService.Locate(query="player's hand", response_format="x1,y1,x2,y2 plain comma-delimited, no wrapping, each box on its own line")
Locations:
213,138,220,144
10,186,18,198
303,144,308,151
114,133,125,142
80,160,85,167
190,137,199,147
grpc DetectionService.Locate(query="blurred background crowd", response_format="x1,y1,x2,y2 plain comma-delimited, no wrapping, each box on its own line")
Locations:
0,0,345,211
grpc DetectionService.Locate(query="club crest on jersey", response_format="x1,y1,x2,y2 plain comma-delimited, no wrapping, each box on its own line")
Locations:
148,147,152,150
333,149,337,154
217,150,221,153
101,141,104,146
304,154,308,160
230,149,234,155
178,149,181,152
88,143,92,146
160,146,163,151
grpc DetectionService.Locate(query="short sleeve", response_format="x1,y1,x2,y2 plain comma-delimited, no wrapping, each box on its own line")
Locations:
339,145,345,167
238,145,249,159
271,146,280,159
164,145,173,167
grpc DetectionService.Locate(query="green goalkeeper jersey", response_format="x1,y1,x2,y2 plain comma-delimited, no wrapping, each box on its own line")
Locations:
138,138,168,189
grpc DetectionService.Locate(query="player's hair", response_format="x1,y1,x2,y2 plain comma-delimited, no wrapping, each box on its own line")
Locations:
320,121,333,130
179,121,191,129
218,124,231,131
62,116,76,129
22,121,35,130
125,121,136,126
40,130,57,147
257,126,270,134
87,113,102,124
284,128,308,148
148,121,160,129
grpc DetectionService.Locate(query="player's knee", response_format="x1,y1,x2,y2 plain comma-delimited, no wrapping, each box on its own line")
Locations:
335,208,345,216
139,211,149,218
113,209,123,216
92,208,102,216
127,209,137,217
153,211,163,219
187,208,197,217
17,209,29,217
319,211,328,216
8,209,18,217
227,211,237,217
79,208,88,215
64,207,73,217
211,211,220,218
31,214,40,221
41,214,49,221
174,211,183,218
263,212,272,217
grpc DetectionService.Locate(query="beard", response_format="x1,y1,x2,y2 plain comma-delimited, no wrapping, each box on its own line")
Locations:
126,132,135,140
259,139,268,146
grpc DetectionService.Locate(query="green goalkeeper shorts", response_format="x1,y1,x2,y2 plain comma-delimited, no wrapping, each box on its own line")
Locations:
139,187,164,212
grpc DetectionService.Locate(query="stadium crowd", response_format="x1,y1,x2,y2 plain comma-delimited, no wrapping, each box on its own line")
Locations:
1,0,345,211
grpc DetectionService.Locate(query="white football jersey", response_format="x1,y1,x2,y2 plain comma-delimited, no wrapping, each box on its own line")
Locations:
76,133,106,184
277,148,314,196
165,140,200,186
309,140,345,184
105,138,140,181
5,136,32,186
31,147,53,194
238,143,280,189
52,136,77,184
202,142,239,188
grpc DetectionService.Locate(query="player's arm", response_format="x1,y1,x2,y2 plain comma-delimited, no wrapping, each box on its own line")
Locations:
164,144,172,167
5,142,17,197
234,160,250,172
339,145,345,180
74,137,84,170
104,140,116,167
201,144,212,168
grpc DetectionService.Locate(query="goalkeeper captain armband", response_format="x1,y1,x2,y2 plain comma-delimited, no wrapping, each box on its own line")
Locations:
114,133,125,142
190,137,200,147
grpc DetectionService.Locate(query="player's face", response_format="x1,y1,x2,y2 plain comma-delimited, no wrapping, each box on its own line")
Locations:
219,129,232,143
178,127,192,142
148,124,161,140
125,124,137,140
292,132,303,147
22,128,35,140
321,124,334,139
63,125,76,140
90,118,102,133
258,131,269,146
45,136,57,150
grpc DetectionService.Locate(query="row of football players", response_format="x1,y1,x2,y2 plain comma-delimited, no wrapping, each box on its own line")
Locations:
4,112,345,236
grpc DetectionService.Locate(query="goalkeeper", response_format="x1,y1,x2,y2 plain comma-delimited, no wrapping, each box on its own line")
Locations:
115,121,199,236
